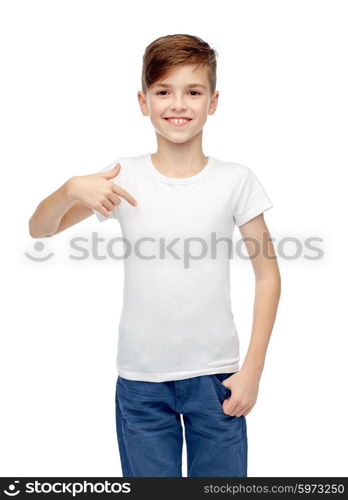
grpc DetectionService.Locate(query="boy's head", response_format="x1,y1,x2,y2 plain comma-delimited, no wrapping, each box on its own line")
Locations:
138,34,219,144
141,34,218,97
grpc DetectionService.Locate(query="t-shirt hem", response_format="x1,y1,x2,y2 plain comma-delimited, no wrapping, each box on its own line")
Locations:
117,363,240,382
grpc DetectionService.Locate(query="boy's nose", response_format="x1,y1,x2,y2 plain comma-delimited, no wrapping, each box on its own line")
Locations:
170,103,187,112
170,97,187,109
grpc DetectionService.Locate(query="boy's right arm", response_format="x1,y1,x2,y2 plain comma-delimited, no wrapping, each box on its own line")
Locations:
28,178,85,238
28,163,137,238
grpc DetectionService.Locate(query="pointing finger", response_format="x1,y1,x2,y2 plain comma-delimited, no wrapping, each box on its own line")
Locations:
113,185,137,206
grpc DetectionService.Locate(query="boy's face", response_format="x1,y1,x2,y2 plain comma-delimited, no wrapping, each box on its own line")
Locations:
138,64,219,144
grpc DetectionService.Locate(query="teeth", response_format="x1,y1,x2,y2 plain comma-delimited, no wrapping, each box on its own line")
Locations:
167,118,190,124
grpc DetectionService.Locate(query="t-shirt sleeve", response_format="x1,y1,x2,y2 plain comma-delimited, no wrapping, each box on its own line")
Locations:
233,166,273,227
93,159,121,223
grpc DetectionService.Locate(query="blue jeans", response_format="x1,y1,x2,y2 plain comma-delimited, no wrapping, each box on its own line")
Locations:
115,372,248,477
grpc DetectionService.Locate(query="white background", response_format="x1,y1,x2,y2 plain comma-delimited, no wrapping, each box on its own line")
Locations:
1,0,347,477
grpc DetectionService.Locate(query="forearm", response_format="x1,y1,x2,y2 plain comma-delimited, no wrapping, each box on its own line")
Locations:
241,274,281,377
29,178,76,238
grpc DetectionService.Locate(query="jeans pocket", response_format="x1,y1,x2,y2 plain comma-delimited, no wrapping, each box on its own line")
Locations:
212,372,235,394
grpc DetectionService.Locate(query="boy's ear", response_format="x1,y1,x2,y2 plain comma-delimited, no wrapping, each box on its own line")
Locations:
137,90,149,116
208,91,219,115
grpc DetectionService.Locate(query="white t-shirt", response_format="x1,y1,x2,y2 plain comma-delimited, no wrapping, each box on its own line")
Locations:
93,153,273,382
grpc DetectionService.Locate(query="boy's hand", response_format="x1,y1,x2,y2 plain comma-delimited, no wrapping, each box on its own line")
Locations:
221,368,260,417
67,163,138,217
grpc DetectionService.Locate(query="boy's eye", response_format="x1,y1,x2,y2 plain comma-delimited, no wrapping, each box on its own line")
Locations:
156,90,201,96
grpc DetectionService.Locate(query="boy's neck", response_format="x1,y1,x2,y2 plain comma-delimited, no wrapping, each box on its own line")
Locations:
151,151,209,179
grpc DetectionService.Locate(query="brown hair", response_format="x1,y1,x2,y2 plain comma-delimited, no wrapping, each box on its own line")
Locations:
141,34,218,96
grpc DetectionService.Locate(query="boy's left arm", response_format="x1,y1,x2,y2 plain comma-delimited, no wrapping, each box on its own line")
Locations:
222,213,281,417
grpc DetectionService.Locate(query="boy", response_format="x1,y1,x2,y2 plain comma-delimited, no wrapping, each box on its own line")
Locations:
29,34,281,477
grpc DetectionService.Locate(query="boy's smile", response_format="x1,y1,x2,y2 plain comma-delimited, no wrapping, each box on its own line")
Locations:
163,117,192,127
